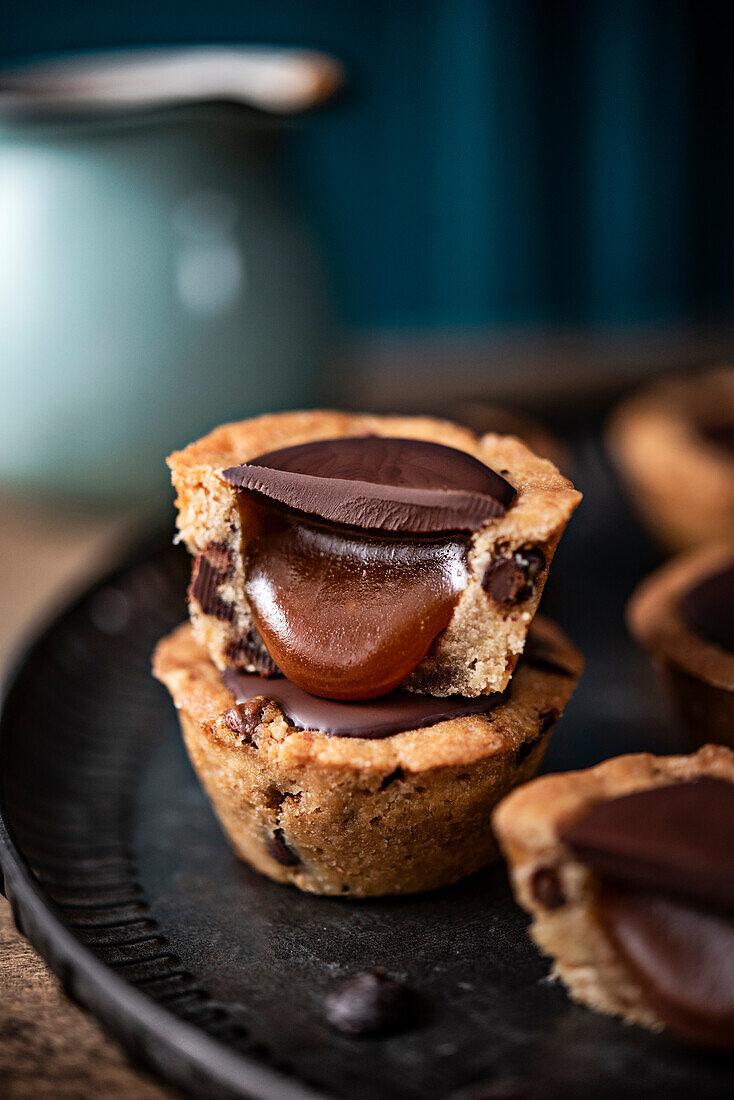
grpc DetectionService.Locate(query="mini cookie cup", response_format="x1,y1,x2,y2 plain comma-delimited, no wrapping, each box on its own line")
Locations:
627,541,734,749
153,617,582,898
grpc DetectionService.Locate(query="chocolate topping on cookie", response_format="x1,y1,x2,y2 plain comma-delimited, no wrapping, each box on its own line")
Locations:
679,562,734,653
223,436,516,534
599,881,734,1049
561,778,734,908
222,667,505,739
561,779,734,1047
224,437,517,699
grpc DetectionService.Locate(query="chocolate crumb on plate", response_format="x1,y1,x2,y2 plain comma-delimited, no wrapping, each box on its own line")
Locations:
324,969,416,1036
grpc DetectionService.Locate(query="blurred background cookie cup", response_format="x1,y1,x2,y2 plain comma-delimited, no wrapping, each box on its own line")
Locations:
607,367,734,552
627,541,734,749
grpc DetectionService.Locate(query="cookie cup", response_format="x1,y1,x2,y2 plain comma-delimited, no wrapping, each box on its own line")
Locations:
608,368,734,551
492,745,734,1033
153,618,582,898
627,541,734,748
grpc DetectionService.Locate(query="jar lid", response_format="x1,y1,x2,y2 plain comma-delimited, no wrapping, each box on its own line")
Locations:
0,46,343,119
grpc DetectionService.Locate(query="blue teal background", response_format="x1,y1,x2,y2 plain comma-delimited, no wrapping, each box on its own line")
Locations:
3,0,732,333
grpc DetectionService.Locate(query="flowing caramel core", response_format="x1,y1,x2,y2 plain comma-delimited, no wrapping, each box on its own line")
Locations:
239,495,469,700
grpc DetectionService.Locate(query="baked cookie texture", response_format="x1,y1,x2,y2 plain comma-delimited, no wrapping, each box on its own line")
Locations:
168,410,581,697
492,745,734,1033
153,616,582,897
628,541,734,748
608,367,734,551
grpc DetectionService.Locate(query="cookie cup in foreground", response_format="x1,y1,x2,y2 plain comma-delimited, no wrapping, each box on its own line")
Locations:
153,618,582,898
607,367,734,551
492,745,734,1034
627,541,734,748
169,409,580,697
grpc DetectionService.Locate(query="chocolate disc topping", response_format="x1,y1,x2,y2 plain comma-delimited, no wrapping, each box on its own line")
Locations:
222,437,516,700
679,562,734,653
561,779,734,1048
222,436,516,534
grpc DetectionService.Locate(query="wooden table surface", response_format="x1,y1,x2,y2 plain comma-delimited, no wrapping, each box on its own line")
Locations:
0,496,174,1099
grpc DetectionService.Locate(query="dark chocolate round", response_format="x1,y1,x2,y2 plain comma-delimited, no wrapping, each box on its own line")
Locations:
223,436,516,534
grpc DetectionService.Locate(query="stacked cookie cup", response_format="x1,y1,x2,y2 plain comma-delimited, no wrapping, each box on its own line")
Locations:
154,411,582,897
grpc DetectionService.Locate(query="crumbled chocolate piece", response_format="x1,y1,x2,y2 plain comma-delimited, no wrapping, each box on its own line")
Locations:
201,541,234,574
380,767,404,790
266,828,300,867
223,697,267,743
188,553,234,622
325,970,415,1036
225,626,281,678
531,867,565,910
483,548,545,606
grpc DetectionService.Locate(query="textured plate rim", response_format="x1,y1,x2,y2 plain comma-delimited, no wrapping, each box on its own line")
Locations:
0,537,327,1100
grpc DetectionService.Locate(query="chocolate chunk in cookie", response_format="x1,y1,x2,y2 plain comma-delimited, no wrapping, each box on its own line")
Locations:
483,548,545,607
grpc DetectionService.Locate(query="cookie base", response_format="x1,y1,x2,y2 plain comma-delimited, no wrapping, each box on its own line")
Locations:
155,618,582,897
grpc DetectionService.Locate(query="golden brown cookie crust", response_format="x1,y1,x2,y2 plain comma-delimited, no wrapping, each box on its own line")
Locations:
492,745,734,1032
628,542,734,748
153,617,582,897
608,367,734,551
628,540,734,689
168,409,581,697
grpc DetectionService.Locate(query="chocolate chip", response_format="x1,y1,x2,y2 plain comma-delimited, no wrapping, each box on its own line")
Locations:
188,555,234,621
223,697,267,743
380,767,404,790
537,707,559,733
267,828,300,867
515,735,540,766
531,866,565,909
483,548,545,606
225,627,281,678
201,541,234,574
324,970,415,1036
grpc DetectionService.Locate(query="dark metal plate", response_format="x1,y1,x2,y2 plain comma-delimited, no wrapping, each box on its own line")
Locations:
1,439,733,1099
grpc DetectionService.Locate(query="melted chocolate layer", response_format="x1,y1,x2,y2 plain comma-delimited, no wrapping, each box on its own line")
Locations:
222,436,516,534
679,563,734,653
222,666,505,739
561,779,734,1048
224,437,515,700
600,883,734,1049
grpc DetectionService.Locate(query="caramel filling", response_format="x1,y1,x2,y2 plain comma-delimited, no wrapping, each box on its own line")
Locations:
223,436,516,700
238,494,469,700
